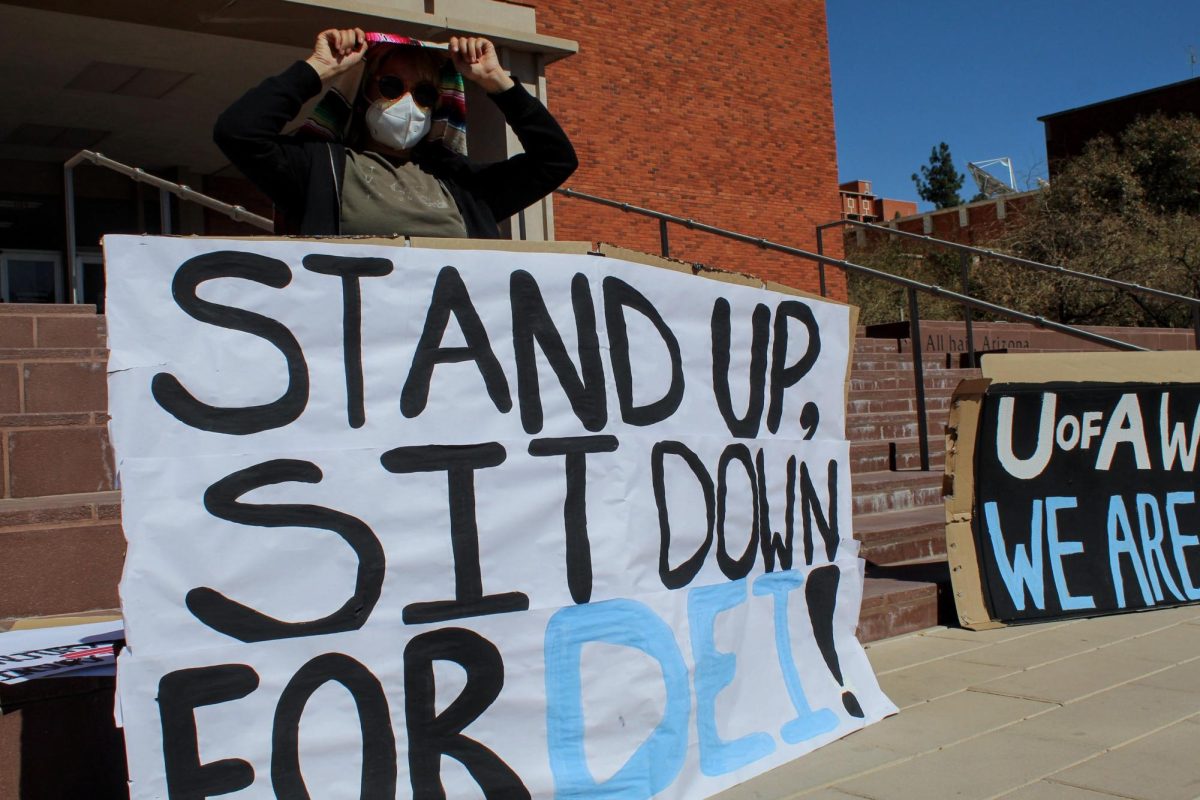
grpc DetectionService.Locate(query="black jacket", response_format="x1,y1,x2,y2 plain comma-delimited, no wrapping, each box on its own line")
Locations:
213,60,578,237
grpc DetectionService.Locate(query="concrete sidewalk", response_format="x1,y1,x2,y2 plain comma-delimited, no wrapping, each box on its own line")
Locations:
717,604,1200,800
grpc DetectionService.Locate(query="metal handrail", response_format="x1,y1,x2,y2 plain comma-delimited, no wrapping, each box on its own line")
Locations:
818,217,1200,355
63,149,273,302
553,187,1143,350
555,186,1151,471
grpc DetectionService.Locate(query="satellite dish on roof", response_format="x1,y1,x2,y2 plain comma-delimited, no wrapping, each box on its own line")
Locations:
969,157,1017,198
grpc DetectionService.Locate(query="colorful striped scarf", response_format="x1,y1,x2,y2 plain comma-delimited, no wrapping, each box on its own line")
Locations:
300,32,468,156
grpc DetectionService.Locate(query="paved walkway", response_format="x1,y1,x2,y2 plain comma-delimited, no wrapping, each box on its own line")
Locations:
717,604,1200,800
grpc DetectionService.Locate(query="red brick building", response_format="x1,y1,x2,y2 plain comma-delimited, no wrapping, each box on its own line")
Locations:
1040,75,1200,176
849,190,1038,248
533,0,845,296
837,179,917,223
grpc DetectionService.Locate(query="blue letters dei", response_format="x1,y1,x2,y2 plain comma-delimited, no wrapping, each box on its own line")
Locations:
544,571,843,797
544,599,689,799
689,579,775,775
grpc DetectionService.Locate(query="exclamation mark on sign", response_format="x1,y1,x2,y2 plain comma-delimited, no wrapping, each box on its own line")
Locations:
805,565,864,718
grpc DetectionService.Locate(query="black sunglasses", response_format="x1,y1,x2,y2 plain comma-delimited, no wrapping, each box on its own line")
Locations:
377,75,439,108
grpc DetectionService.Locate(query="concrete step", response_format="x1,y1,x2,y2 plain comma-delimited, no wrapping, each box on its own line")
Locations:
849,367,979,381
857,575,940,642
848,383,960,401
847,393,952,416
852,338,901,354
849,369,977,392
857,560,954,642
850,437,946,472
854,504,946,565
846,410,951,443
851,469,944,515
849,355,978,371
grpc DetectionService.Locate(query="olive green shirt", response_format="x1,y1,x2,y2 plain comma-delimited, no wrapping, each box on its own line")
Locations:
340,150,468,238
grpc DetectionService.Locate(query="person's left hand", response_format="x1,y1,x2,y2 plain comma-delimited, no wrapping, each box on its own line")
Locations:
449,36,515,94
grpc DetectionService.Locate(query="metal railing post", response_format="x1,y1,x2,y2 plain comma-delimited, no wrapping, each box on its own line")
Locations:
159,188,172,235
815,226,827,297
907,287,931,472
64,165,79,303
960,252,976,367
659,218,670,258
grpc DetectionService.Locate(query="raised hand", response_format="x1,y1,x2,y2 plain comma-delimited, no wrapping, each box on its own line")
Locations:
449,36,515,94
306,28,367,83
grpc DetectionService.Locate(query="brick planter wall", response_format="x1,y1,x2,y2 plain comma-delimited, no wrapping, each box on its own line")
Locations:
0,304,121,621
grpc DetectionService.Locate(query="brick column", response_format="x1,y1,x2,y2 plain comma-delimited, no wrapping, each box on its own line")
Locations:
0,304,122,621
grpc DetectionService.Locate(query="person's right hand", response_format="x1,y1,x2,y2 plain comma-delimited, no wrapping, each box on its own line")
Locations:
305,28,367,82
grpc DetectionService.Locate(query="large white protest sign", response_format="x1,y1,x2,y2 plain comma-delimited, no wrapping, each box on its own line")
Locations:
105,236,895,799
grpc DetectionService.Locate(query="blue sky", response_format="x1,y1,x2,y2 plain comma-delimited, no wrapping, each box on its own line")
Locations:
827,1,1200,209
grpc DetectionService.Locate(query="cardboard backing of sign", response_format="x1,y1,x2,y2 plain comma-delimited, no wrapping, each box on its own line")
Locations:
946,350,1200,629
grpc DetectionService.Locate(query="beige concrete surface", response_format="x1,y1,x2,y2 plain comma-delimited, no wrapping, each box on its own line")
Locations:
714,605,1200,800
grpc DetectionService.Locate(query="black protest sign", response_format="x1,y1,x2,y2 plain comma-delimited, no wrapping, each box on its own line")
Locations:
971,382,1200,623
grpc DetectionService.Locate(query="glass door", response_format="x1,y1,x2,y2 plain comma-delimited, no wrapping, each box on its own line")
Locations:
75,250,105,311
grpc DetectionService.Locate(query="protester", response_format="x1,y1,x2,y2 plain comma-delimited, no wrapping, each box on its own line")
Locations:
214,28,577,237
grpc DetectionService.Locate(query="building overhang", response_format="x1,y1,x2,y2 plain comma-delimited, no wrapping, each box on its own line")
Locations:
0,0,576,175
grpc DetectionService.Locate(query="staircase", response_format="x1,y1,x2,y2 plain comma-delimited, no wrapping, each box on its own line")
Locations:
0,303,969,645
9,305,1189,647
851,332,979,641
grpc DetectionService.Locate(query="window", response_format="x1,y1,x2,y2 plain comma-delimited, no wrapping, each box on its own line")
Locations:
1,250,64,303
861,199,873,215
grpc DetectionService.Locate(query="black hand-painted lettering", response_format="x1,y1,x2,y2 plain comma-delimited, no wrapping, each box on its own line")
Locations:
271,653,397,799
711,299,770,438
528,435,620,604
799,401,820,441
302,255,393,429
381,444,529,623
801,459,840,564
152,251,308,434
653,440,715,589
187,459,385,642
805,565,863,717
159,664,259,800
405,628,530,800
511,271,607,434
401,266,512,418
767,301,821,434
603,276,684,426
758,452,796,572
716,443,759,579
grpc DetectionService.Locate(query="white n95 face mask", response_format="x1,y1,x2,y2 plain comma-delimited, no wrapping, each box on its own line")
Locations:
365,95,432,151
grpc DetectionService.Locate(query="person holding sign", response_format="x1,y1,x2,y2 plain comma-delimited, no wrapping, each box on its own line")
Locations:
214,28,577,237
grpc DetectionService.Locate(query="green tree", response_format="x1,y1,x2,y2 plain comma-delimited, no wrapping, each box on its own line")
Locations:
980,113,1200,326
911,142,966,208
852,115,1200,328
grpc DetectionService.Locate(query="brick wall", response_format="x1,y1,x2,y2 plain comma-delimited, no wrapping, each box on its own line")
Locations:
878,192,1038,247
0,305,122,621
533,0,847,298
